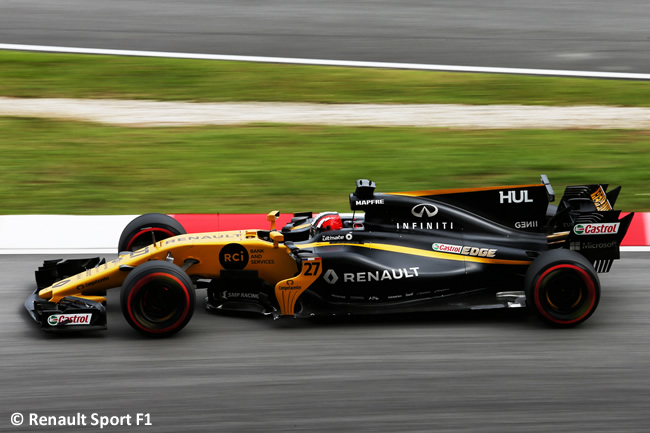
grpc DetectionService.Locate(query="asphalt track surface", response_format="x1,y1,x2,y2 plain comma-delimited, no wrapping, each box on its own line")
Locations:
1,0,650,73
2,253,649,432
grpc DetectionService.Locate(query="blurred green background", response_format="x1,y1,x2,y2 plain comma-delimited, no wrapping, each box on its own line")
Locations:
1,50,648,214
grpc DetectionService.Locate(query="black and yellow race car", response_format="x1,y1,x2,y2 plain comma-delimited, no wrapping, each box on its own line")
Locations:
25,176,633,337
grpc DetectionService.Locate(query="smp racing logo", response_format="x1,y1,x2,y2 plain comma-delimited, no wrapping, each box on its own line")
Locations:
574,223,620,235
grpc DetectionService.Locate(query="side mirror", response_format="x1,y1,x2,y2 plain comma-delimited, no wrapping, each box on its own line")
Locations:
270,231,284,248
267,210,280,231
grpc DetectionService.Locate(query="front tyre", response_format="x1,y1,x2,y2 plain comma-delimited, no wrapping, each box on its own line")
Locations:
525,249,600,327
121,261,195,337
118,213,186,253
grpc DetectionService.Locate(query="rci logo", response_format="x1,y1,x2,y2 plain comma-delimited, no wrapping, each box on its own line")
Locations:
219,243,249,270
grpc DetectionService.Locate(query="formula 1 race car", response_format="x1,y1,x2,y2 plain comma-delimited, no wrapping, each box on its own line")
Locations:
25,176,633,337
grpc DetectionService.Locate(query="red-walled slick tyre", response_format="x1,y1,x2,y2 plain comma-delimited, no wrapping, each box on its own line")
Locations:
118,213,186,253
525,249,600,327
120,261,195,337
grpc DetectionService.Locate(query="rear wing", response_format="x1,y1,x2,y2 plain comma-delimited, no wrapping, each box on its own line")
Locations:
548,183,634,272
364,175,556,233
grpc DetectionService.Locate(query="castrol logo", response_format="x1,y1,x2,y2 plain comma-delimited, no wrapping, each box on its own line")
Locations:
47,313,92,326
432,243,462,254
574,222,620,236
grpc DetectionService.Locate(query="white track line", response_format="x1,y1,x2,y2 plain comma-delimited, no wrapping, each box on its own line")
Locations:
2,43,650,80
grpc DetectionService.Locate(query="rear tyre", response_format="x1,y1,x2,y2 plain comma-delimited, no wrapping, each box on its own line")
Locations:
525,249,600,327
120,261,195,337
118,213,186,253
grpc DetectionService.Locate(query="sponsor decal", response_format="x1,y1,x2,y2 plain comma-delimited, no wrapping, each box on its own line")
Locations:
51,279,72,289
573,222,620,235
411,203,439,218
219,243,249,269
324,267,420,284
515,220,539,229
47,313,92,326
343,267,420,283
323,269,339,285
396,221,455,230
499,190,533,204
432,243,497,258
432,243,463,254
571,241,618,251
356,199,385,206
251,259,275,264
591,187,612,211
129,246,150,258
322,233,354,242
249,248,274,265
165,233,242,244
222,290,259,300
76,276,109,291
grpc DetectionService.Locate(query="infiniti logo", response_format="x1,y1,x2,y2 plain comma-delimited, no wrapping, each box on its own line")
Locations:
411,203,438,218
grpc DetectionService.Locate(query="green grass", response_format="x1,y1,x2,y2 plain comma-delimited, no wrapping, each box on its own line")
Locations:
2,50,650,105
1,117,648,213
1,51,648,214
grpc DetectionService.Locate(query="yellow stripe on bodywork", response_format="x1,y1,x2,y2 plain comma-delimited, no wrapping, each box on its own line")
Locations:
297,242,531,265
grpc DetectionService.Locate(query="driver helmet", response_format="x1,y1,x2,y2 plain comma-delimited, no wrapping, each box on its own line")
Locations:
310,212,343,237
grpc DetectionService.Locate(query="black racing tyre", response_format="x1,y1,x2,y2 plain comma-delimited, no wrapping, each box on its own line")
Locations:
118,213,186,253
525,249,600,327
120,261,195,337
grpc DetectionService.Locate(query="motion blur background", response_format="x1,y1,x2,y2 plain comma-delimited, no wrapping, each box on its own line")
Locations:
1,1,650,431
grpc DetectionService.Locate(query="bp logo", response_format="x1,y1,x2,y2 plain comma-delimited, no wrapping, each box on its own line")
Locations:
219,243,249,270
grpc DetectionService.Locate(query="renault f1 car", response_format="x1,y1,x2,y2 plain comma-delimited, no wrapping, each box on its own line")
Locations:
25,176,633,337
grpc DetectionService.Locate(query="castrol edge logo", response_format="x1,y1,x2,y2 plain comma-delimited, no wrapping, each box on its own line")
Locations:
47,313,92,326
574,222,620,235
432,243,497,258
